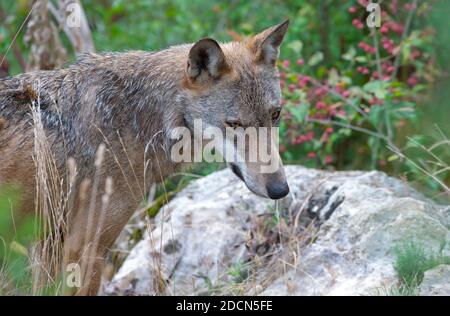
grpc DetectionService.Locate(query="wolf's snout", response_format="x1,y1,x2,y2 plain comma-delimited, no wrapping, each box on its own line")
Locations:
266,182,290,200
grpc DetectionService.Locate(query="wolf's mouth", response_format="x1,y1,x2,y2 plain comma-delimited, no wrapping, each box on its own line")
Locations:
230,163,245,182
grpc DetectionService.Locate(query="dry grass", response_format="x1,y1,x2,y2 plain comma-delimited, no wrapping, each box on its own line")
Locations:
20,95,116,295
389,125,450,199
30,100,70,295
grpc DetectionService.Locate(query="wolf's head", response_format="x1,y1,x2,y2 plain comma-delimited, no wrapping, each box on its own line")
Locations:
181,20,290,200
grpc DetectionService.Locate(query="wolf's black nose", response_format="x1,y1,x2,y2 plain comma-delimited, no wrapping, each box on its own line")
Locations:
267,182,290,199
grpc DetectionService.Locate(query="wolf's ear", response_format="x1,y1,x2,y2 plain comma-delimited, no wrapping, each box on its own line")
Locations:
187,38,229,83
249,20,289,66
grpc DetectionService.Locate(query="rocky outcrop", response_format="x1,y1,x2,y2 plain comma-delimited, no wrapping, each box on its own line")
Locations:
103,166,450,296
419,265,450,296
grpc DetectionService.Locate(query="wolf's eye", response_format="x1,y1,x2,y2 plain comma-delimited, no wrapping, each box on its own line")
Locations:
271,110,281,122
226,120,241,129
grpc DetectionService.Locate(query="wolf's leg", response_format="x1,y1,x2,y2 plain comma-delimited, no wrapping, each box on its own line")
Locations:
63,222,116,295
64,197,138,296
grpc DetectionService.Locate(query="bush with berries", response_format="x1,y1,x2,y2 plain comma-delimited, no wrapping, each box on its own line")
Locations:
278,0,436,173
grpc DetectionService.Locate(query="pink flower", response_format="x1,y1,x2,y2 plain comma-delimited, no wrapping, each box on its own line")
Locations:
316,101,326,110
390,22,404,34
288,84,296,93
407,75,419,87
337,110,346,117
325,155,333,164
342,90,350,98
352,19,364,29
293,135,303,145
315,87,327,97
380,25,389,34
357,66,370,75
411,50,421,60
369,98,383,106
348,6,357,14
404,3,417,11
280,72,286,80
297,81,306,89
359,41,375,54
307,152,317,159
390,0,398,13
382,38,395,54
358,0,369,7
366,46,376,54
297,75,309,88
326,127,334,134
296,59,304,66
282,60,290,68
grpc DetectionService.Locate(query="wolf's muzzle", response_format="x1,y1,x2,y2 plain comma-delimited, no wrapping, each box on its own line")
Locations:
266,182,290,200
230,163,245,182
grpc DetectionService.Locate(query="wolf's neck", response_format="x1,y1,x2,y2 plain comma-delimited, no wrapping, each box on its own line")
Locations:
85,48,192,178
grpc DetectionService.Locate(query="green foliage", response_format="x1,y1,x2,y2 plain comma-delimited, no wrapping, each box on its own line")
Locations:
227,260,250,284
276,1,449,200
0,186,36,294
393,240,450,289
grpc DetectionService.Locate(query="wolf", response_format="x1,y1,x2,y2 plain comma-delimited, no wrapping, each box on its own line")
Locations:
0,20,290,295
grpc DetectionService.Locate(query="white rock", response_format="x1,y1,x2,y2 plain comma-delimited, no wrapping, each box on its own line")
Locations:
419,265,450,296
104,166,450,296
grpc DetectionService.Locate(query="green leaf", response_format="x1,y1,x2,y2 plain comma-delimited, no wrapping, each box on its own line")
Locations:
364,80,388,99
388,154,399,162
368,104,383,126
342,46,356,61
287,40,303,55
288,104,309,123
10,241,28,257
328,68,340,86
308,51,324,66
